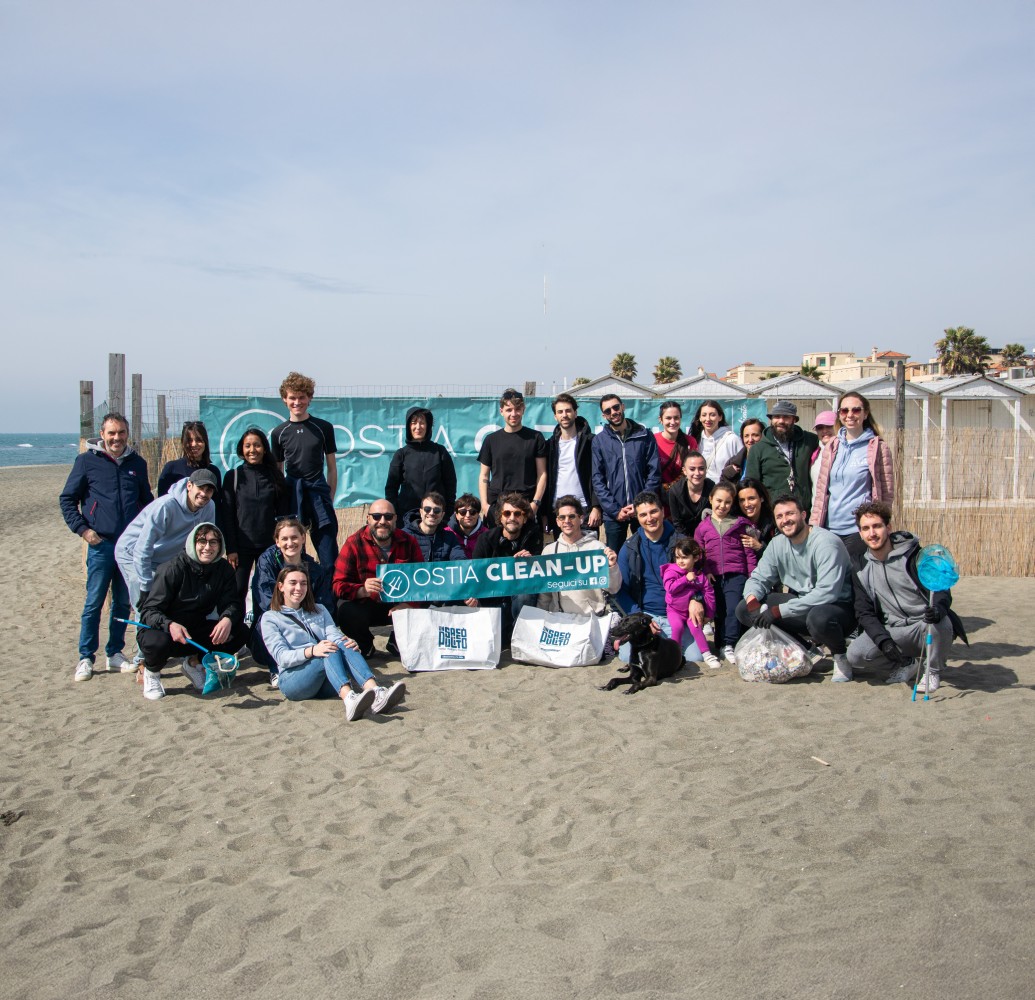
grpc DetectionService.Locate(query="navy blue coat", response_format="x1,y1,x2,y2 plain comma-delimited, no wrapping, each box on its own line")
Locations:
60,441,153,542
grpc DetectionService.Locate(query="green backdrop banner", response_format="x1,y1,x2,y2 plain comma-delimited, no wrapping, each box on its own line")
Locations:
377,552,612,603
199,395,767,508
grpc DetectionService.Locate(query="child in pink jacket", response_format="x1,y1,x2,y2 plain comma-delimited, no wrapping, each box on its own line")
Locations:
662,537,719,668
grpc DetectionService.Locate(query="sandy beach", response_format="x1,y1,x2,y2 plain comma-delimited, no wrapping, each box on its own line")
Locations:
2,463,1033,1000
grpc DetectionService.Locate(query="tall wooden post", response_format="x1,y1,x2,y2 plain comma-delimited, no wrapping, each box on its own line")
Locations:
157,394,167,454
131,373,143,446
893,361,905,523
79,380,95,440
108,353,125,416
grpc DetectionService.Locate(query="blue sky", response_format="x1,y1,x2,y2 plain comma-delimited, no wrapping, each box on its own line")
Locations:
2,1,1033,431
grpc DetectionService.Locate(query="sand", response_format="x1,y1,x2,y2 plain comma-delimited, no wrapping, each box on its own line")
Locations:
2,464,1033,1000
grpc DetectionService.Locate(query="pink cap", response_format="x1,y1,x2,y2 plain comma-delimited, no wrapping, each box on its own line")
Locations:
814,410,836,428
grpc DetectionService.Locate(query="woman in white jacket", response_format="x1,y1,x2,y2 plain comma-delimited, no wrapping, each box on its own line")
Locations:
260,565,405,720
690,401,742,484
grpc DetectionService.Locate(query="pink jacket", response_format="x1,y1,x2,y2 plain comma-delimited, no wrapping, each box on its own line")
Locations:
661,562,716,619
693,516,758,577
810,434,894,527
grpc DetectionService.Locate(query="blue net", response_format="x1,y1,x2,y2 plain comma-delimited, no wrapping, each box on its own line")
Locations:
916,545,960,592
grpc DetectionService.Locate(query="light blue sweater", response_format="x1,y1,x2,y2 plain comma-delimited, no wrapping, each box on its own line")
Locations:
743,525,852,615
260,604,346,671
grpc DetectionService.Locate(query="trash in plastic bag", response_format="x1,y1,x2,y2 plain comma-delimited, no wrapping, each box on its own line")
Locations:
734,626,812,683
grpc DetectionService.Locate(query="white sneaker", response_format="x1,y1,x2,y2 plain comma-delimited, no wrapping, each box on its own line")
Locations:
270,673,280,690
180,657,206,692
916,670,941,693
831,655,853,683
723,645,737,665
371,681,407,714
702,652,722,669
74,658,93,682
885,661,916,685
703,622,715,640
142,669,165,700
106,651,135,673
344,688,376,721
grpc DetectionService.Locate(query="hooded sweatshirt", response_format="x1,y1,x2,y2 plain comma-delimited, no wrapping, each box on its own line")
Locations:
60,437,153,541
384,407,458,518
445,513,490,559
139,523,241,631
115,478,217,594
697,425,741,484
402,508,467,562
855,531,932,628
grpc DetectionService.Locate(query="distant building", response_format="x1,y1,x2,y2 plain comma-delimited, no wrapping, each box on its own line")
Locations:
724,361,799,384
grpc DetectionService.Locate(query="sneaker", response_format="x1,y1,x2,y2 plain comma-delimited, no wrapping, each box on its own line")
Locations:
702,652,722,669
371,681,407,714
806,644,826,666
74,657,93,682
270,673,280,690
106,651,135,673
885,660,916,685
343,688,376,721
703,621,715,640
916,670,940,693
722,645,737,665
831,655,853,683
142,669,165,700
180,657,206,692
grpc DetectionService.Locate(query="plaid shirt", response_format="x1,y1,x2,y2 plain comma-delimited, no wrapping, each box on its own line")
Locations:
332,526,424,602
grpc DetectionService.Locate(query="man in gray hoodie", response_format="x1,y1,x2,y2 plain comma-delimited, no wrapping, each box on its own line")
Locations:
848,501,965,691
115,469,218,609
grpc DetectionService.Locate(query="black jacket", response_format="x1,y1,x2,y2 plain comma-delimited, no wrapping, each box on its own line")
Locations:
222,463,289,555
545,416,599,512
472,521,544,560
666,478,712,537
384,407,457,518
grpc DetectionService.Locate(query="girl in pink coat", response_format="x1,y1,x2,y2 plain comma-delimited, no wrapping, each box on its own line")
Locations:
662,538,720,668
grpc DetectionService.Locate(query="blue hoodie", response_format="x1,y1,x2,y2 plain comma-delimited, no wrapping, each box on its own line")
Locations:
826,427,876,534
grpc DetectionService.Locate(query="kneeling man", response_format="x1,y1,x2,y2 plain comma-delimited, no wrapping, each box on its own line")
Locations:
138,523,246,701
848,501,967,691
737,493,855,682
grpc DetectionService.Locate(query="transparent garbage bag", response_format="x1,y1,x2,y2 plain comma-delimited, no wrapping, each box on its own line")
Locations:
734,625,813,683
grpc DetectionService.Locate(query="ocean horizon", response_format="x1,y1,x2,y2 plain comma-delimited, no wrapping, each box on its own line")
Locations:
0,432,81,468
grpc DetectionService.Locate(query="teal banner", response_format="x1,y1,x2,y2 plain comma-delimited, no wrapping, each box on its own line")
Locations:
199,395,767,508
376,552,612,603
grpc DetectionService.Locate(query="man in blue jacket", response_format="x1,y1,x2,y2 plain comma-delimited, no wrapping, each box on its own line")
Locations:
60,413,153,683
591,394,660,554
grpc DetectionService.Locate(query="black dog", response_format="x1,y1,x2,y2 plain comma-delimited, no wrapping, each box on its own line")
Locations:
599,613,685,694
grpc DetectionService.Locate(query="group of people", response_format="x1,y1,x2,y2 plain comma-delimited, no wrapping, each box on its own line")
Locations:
61,373,962,715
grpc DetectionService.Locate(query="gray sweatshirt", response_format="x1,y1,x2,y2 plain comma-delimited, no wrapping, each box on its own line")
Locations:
856,531,928,627
744,525,852,615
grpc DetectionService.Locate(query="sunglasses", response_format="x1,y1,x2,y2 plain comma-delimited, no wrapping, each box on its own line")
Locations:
368,512,395,522
501,390,524,402
555,513,580,521
422,506,444,515
602,404,622,415
196,538,221,548
839,406,864,416
455,507,478,517
501,510,525,519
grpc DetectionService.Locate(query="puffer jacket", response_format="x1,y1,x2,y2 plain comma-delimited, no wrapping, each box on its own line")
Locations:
810,432,894,528
693,515,758,577
60,438,153,541
402,508,467,562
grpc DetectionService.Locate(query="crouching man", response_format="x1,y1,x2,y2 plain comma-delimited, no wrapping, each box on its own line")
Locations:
848,501,967,691
138,523,246,701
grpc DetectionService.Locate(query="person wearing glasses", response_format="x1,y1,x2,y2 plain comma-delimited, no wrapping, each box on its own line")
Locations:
477,388,548,528
810,391,894,561
590,394,661,554
744,400,818,511
137,523,246,701
402,492,467,563
472,493,544,642
445,493,490,558
385,406,457,521
331,500,424,659
537,495,619,616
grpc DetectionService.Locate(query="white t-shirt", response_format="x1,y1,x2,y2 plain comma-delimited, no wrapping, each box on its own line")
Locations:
553,437,586,506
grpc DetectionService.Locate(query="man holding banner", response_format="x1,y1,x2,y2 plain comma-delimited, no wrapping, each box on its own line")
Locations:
332,500,424,658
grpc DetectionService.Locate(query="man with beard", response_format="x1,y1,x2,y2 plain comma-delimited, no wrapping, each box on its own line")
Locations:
847,501,967,691
591,394,660,554
736,493,856,682
745,400,818,511
332,500,424,659
543,393,601,537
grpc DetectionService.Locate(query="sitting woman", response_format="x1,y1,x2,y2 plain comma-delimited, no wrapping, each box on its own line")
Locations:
261,565,406,720
250,517,335,686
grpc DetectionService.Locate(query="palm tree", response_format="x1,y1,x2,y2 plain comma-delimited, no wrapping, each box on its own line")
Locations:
800,364,822,379
935,327,992,375
1000,343,1028,368
610,353,637,380
653,356,682,384
571,376,590,387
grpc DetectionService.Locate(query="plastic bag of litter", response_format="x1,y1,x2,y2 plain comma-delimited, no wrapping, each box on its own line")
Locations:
734,626,812,683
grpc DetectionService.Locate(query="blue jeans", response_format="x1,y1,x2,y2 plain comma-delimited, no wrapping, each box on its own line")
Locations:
618,613,702,664
79,539,130,661
277,646,374,701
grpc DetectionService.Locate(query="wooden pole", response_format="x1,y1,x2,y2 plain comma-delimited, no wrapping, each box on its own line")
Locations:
893,361,905,522
157,394,167,454
79,380,94,439
131,373,143,446
109,353,125,415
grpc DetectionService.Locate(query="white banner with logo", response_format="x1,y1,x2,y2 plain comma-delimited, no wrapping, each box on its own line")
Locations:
509,606,607,668
392,606,502,672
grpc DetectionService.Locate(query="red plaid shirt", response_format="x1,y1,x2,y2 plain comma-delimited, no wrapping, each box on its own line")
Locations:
332,526,424,602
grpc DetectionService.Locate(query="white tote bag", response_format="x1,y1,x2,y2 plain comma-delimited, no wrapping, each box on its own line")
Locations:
393,606,502,672
510,606,605,668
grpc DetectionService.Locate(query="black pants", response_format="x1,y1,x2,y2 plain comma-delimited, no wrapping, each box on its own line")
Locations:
138,615,247,670
335,599,393,656
736,593,856,655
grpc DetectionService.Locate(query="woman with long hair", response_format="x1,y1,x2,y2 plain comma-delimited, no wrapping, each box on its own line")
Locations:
158,420,222,496
810,391,894,558
654,401,697,514
735,478,775,557
690,400,742,484
721,417,765,483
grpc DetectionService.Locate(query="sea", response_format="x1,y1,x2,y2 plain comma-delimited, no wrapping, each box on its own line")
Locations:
0,433,82,468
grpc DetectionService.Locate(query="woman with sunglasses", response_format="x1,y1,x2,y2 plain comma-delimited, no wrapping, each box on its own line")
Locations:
810,391,894,559
261,565,405,720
